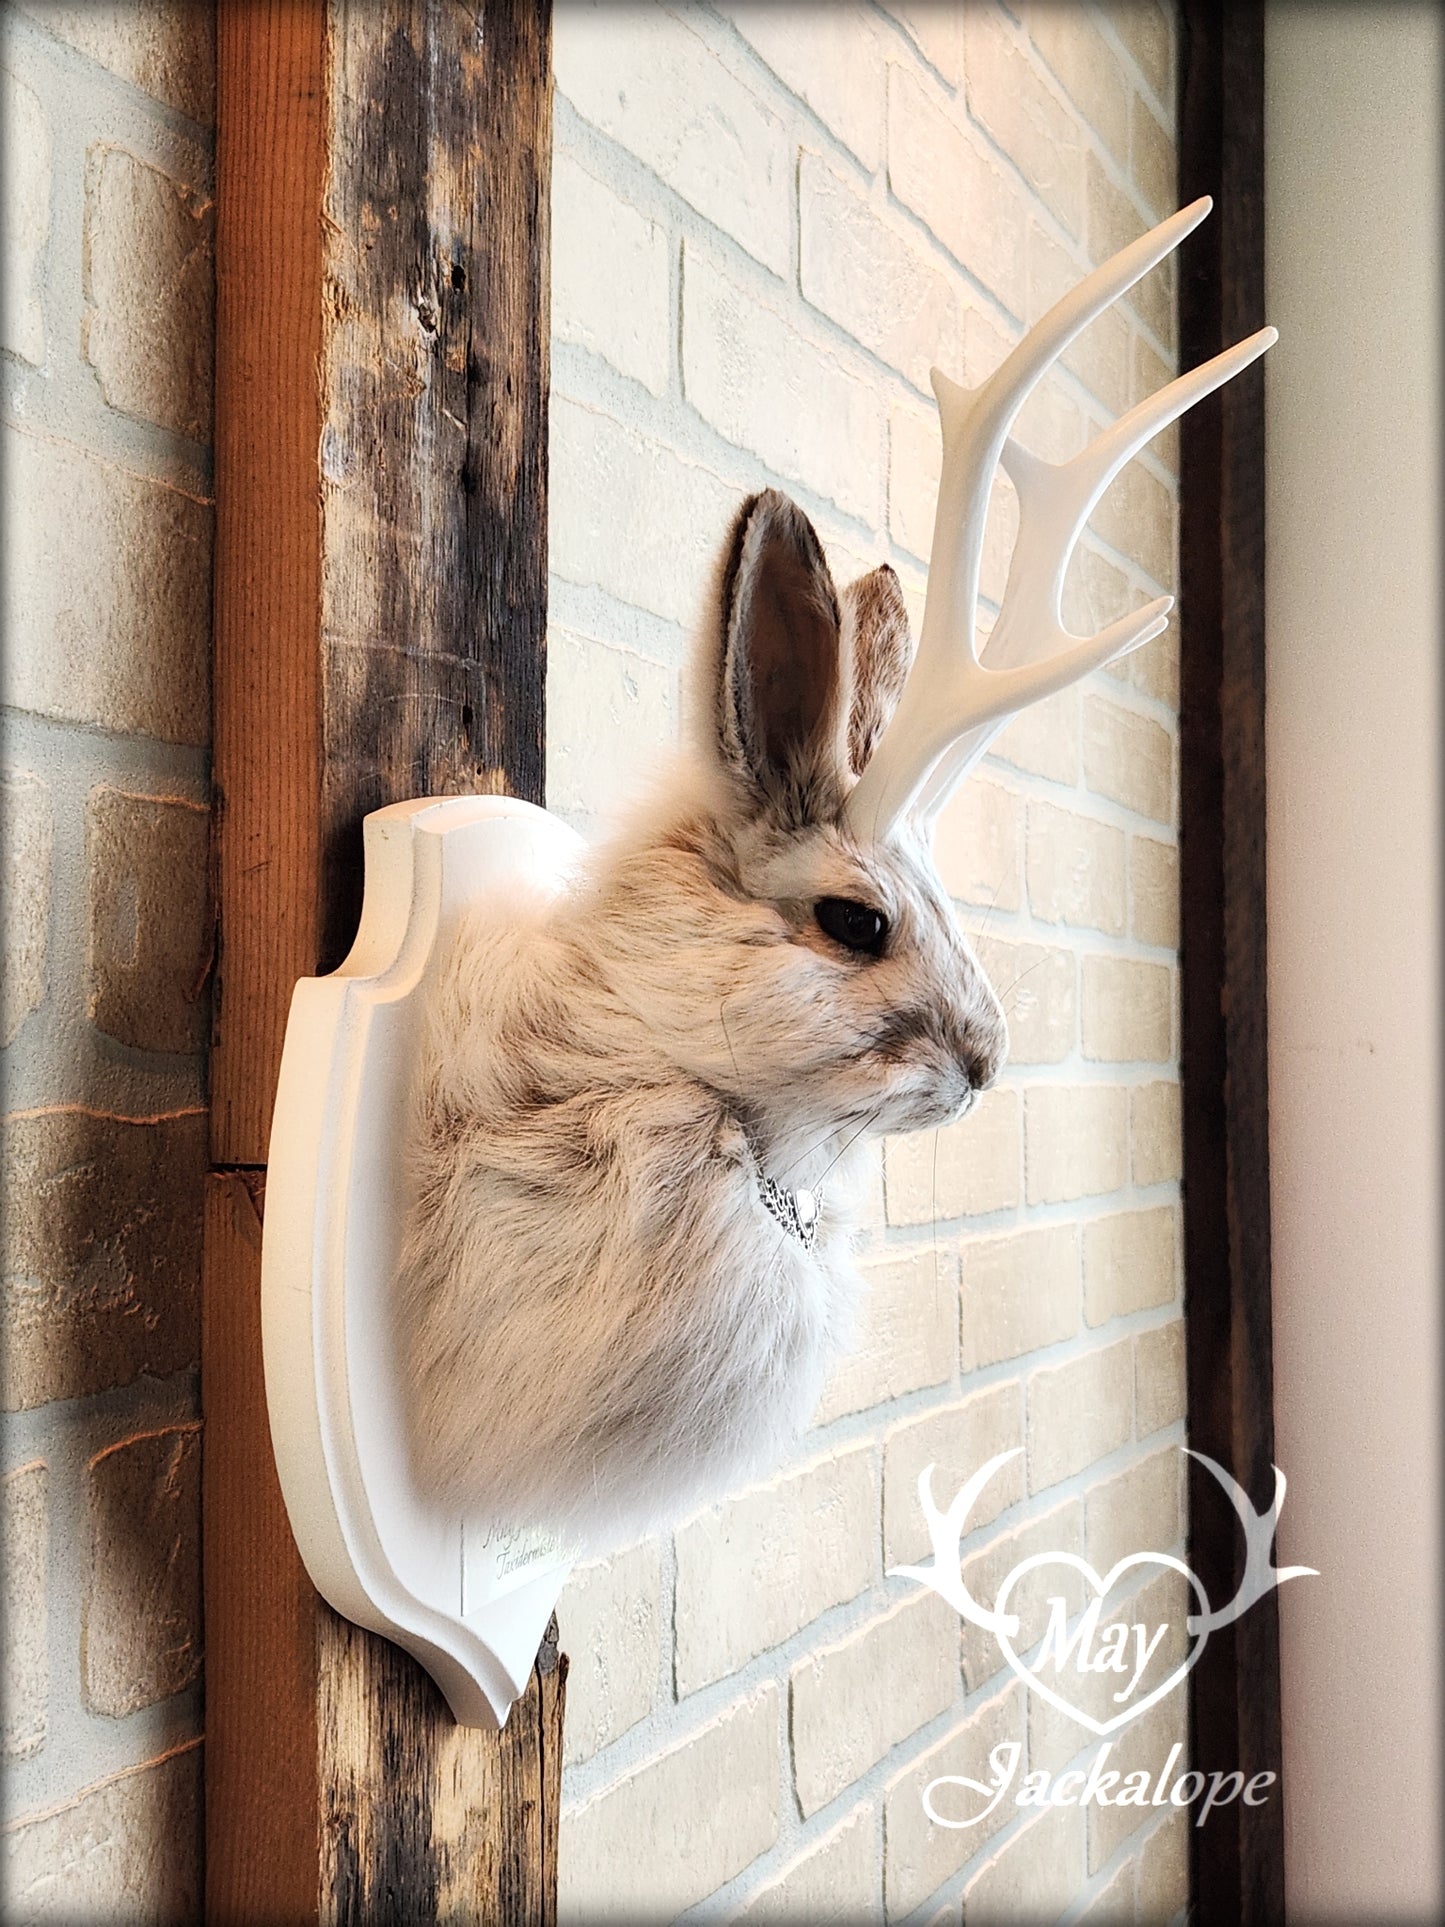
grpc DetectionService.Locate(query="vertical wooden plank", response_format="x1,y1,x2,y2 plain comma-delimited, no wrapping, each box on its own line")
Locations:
202,1174,318,1925
312,5,560,1912
1177,5,1284,1922
208,3,561,1920
211,0,326,1167
209,5,326,1919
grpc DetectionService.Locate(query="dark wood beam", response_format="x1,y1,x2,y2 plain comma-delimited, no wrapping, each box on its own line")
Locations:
1177,4,1283,1921
206,4,561,1919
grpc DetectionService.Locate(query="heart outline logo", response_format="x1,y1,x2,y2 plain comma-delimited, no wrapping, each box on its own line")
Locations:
888,1446,1318,1738
992,1550,1208,1737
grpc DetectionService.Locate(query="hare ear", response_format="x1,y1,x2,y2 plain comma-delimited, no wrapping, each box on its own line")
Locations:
842,564,914,777
716,490,848,826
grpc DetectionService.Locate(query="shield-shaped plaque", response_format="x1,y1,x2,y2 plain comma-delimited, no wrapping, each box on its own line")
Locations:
262,796,580,1726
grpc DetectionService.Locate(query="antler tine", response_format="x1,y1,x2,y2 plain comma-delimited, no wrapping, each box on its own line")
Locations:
988,326,1277,672
842,197,1215,842
887,1452,1022,1635
974,196,1213,443
912,598,1173,832
911,324,1277,828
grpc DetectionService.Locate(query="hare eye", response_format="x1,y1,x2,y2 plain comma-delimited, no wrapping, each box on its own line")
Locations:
814,897,889,957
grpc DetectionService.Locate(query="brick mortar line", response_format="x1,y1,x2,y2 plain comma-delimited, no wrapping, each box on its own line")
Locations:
1,6,216,146
2,1733,204,1837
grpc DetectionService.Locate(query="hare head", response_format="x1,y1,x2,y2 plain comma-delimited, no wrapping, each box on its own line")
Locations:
590,487,1007,1172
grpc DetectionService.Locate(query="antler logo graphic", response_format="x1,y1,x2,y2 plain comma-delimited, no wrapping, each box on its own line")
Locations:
1182,1450,1318,1633
890,1448,1316,1735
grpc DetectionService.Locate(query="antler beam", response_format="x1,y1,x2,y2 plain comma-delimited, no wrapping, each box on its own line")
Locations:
844,198,1277,842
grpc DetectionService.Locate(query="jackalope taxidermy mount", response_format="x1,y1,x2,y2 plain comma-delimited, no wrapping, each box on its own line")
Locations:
400,198,1273,1552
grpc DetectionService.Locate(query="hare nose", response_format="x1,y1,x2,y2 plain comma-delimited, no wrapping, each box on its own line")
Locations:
960,1007,1007,1095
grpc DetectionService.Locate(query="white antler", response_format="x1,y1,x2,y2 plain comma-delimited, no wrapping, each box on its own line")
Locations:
886,1450,1023,1636
843,198,1277,842
1184,1451,1318,1637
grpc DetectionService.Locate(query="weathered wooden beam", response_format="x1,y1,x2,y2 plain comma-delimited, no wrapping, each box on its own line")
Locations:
318,0,549,969
206,3,560,1920
1178,4,1284,1922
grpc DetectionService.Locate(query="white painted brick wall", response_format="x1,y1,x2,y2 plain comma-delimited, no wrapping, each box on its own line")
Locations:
560,1539,668,1768
2,63,50,363
884,1085,1021,1224
681,241,886,523
957,1496,1086,1692
548,4,1188,1918
551,150,671,397
559,1686,783,1922
882,1381,1025,1567
553,7,792,276
789,1591,958,1817
739,1801,877,1921
1,3,214,1912
674,1445,878,1697
883,1683,1024,1915
812,1245,955,1425
800,145,966,394
958,1222,1081,1372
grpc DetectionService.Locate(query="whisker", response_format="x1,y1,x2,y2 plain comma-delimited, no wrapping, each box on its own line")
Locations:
718,991,742,1084
775,1100,881,1186
932,1122,941,1299
773,1120,848,1182
814,1104,885,1187
998,955,1050,1005
966,868,1009,956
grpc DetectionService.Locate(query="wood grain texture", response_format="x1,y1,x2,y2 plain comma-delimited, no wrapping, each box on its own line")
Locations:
1177,5,1284,1922
207,3,560,1919
318,0,551,969
211,0,327,1167
202,1172,318,1926
319,1613,567,1926
312,11,559,1908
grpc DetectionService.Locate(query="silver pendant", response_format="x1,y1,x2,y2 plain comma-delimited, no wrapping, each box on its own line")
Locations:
757,1175,822,1251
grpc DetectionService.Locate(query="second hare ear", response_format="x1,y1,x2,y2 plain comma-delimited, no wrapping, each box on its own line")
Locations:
841,564,914,777
717,490,849,827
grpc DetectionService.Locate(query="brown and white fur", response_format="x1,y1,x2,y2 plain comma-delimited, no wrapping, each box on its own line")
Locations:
400,491,1007,1551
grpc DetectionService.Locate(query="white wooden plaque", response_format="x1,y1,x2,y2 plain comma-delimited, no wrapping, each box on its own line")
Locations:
261,795,582,1727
